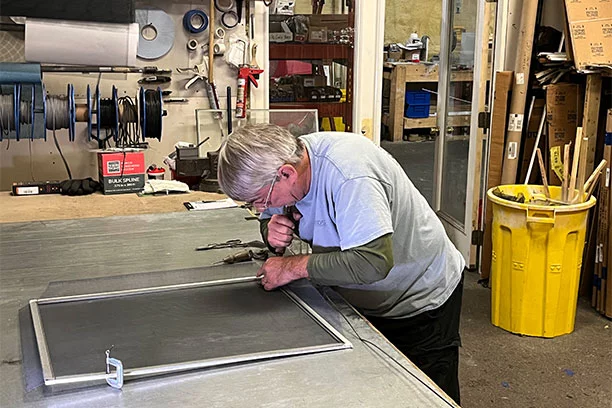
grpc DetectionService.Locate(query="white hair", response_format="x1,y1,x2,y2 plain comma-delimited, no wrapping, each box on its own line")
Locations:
217,123,304,202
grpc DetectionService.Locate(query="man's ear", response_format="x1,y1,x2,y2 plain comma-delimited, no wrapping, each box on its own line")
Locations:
278,164,298,182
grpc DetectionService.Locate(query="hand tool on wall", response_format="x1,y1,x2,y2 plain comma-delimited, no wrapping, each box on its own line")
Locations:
138,75,172,84
235,42,263,119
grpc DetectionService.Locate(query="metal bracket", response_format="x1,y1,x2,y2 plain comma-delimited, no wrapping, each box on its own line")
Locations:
105,347,124,389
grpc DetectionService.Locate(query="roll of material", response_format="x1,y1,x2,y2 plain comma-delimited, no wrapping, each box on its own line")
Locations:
0,63,42,84
25,18,138,66
183,9,208,34
221,11,239,29
136,9,175,60
215,0,235,12
187,39,199,51
213,42,226,55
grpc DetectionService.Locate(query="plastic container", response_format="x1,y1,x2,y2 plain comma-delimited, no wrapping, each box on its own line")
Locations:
487,185,596,338
405,90,431,106
404,104,430,119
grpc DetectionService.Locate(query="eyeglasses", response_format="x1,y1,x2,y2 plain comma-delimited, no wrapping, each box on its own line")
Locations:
262,174,278,209
250,174,279,210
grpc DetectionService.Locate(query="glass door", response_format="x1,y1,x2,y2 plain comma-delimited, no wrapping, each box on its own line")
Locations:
434,0,492,260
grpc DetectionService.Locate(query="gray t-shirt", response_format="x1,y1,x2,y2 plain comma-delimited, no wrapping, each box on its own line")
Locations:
270,132,464,318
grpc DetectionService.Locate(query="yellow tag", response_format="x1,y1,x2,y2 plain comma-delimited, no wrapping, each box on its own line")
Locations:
550,146,564,181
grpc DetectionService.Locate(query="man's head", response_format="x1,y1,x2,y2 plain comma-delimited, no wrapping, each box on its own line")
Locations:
218,123,308,211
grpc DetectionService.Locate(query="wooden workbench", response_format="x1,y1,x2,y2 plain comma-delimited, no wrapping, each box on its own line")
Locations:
382,62,473,141
0,191,225,223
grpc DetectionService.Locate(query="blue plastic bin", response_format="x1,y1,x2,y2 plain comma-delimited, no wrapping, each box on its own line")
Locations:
405,91,431,106
405,104,430,118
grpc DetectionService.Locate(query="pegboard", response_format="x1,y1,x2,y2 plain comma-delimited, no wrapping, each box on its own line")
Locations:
0,0,270,191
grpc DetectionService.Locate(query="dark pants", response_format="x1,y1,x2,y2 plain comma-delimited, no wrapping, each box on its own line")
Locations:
366,274,464,405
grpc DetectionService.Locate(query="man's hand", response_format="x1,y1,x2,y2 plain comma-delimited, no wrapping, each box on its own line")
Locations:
257,255,309,291
266,213,301,253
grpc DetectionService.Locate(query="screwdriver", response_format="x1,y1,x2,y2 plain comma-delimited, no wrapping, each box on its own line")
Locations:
212,249,269,265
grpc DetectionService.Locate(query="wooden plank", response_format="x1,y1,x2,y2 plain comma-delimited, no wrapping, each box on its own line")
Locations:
500,0,539,184
389,64,407,141
403,115,471,129
582,74,603,175
481,71,513,279
605,109,612,317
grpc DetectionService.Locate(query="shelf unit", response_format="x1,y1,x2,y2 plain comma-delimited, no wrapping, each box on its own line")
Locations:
383,62,474,141
268,9,355,131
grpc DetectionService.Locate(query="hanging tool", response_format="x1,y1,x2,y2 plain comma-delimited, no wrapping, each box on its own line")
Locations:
235,41,263,119
227,86,233,134
196,238,266,251
236,0,244,23
212,248,269,265
138,75,172,84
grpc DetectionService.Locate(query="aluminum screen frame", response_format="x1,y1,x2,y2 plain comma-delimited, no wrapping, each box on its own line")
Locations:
29,276,352,387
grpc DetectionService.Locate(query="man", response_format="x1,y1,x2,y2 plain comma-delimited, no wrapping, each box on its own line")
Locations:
218,123,465,404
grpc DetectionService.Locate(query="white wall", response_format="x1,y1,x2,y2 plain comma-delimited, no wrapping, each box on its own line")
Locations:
0,0,265,191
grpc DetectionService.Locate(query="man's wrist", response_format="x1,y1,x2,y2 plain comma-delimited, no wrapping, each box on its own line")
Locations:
285,255,309,280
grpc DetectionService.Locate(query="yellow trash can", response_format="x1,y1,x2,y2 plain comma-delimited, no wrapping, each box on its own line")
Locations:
487,185,596,338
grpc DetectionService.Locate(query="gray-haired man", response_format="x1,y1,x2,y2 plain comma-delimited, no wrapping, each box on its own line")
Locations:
218,123,465,404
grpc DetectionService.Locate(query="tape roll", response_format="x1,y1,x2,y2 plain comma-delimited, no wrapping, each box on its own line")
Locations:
215,27,226,39
183,9,208,34
215,0,235,12
220,10,239,29
187,39,199,51
136,9,175,60
213,42,226,55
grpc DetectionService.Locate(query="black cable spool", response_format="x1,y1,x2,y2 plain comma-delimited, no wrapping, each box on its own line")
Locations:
98,99,117,128
143,89,163,141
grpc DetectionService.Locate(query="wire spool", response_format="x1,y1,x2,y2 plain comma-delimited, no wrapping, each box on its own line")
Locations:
112,86,120,138
139,87,163,141
95,85,101,142
0,93,15,138
183,9,209,34
86,85,92,142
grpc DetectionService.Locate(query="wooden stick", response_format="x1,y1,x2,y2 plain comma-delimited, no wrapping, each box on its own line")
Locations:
562,144,570,202
584,159,608,199
576,136,589,202
536,148,551,198
208,0,215,83
568,127,583,201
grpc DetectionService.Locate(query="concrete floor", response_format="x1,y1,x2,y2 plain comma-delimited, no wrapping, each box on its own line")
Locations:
460,270,611,408
382,140,612,408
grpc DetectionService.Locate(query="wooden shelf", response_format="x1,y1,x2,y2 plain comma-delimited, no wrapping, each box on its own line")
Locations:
270,102,347,118
403,114,471,129
269,44,351,60
384,62,474,141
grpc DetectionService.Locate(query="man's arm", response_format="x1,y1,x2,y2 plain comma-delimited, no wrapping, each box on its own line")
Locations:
258,233,394,290
307,233,394,285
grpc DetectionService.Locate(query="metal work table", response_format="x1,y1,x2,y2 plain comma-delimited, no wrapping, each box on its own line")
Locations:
0,208,457,407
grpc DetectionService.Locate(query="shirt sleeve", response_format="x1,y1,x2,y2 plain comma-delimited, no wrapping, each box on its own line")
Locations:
333,177,394,249
307,233,394,285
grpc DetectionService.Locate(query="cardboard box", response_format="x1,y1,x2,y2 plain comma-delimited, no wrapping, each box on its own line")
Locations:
546,83,580,184
98,151,145,194
564,0,612,69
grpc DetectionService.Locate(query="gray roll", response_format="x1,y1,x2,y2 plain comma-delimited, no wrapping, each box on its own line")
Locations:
136,9,176,60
